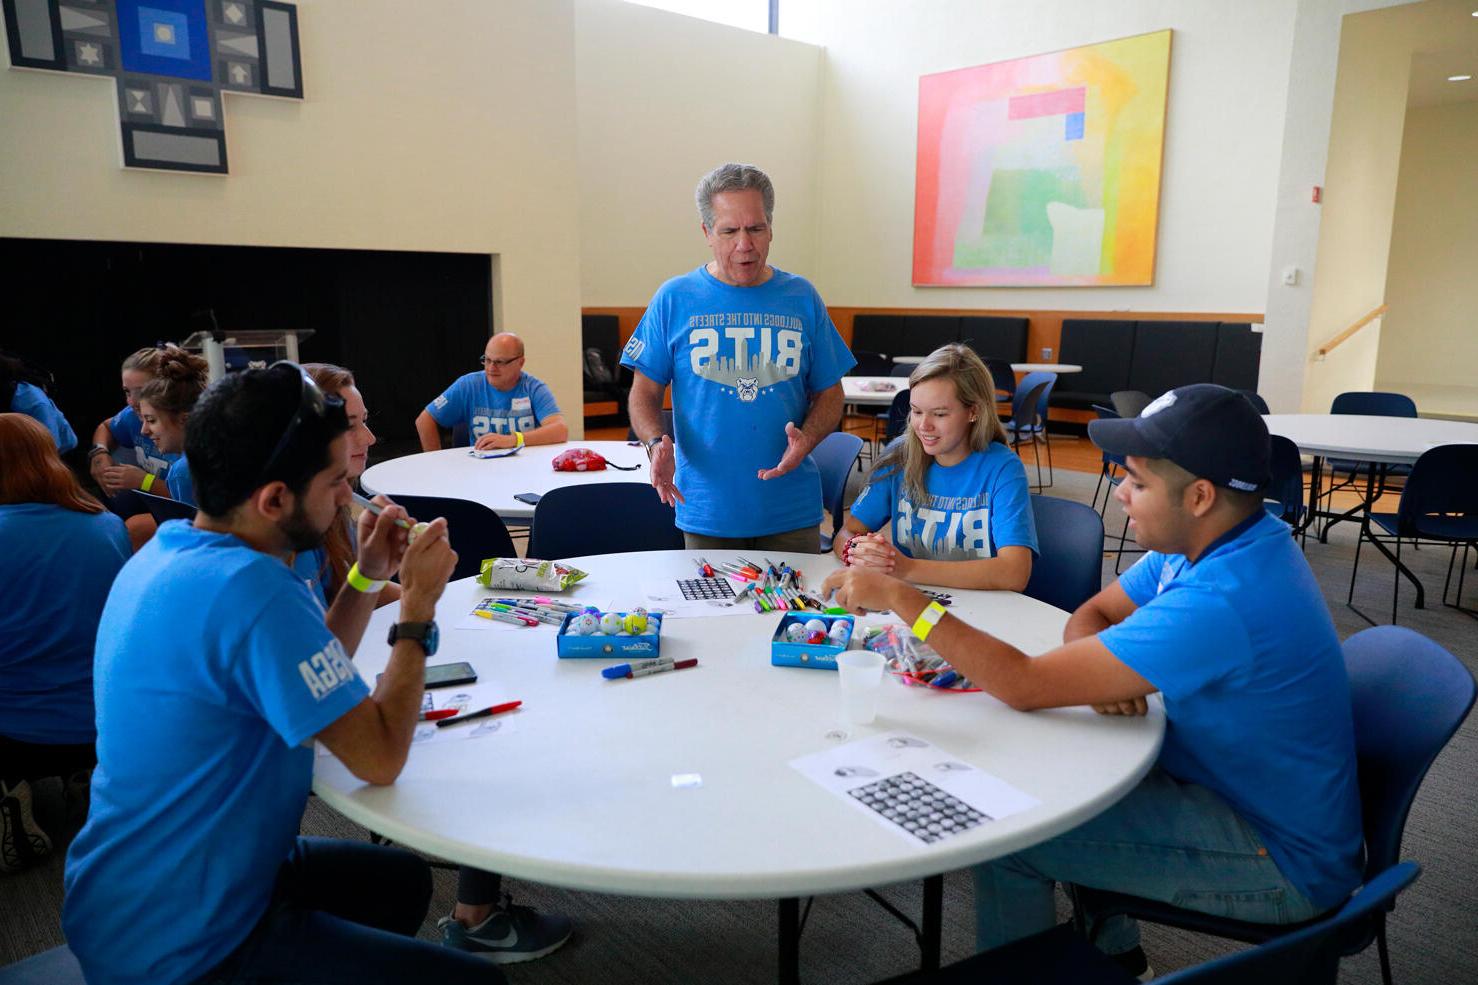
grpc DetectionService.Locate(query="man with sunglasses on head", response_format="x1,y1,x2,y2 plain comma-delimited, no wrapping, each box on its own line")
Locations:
64,364,506,984
416,332,567,452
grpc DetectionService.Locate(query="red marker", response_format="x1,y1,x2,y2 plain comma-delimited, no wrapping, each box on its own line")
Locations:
419,708,459,722
436,699,523,728
615,658,697,680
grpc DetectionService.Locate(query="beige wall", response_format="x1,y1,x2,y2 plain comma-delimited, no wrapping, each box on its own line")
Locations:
574,0,823,305
1376,100,1478,391
783,1,1298,315
0,0,586,430
1297,4,1416,413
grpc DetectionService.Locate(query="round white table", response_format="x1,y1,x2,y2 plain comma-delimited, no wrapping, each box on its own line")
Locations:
360,441,649,520
841,376,907,407
1263,414,1478,467
889,357,1083,375
313,550,1163,981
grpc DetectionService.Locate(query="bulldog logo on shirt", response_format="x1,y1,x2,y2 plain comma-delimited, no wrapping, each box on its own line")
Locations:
736,377,759,402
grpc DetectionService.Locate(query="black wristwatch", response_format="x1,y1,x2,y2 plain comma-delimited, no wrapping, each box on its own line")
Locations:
643,435,664,458
387,621,439,657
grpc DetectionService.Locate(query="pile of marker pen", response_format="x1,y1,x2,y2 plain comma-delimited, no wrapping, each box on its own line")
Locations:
861,624,981,692
477,596,584,627
701,556,827,613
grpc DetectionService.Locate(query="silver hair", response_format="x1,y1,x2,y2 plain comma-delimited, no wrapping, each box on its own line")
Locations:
695,163,775,229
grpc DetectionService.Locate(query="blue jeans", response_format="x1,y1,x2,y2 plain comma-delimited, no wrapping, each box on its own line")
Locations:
192,837,501,984
973,767,1327,955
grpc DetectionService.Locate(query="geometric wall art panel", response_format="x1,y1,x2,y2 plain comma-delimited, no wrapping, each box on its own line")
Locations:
2,0,301,173
913,30,1171,287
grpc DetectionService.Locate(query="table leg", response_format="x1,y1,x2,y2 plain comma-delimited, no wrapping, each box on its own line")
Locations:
1303,455,1324,540
778,897,801,985
921,874,944,970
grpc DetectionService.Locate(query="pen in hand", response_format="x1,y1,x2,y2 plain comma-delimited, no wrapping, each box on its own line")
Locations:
351,491,414,530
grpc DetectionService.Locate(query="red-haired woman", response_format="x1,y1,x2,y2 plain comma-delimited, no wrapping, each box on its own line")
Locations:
0,413,130,872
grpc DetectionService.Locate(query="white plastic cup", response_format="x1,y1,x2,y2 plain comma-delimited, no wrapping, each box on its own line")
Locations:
837,650,886,726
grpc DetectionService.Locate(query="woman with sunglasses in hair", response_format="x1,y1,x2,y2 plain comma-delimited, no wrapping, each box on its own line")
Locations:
301,363,400,608
0,413,130,873
836,344,1037,591
135,347,210,508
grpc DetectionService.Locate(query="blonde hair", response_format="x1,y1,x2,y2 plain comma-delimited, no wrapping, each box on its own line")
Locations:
873,344,1010,504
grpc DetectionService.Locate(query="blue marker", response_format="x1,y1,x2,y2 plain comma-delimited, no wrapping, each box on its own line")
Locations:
601,657,673,680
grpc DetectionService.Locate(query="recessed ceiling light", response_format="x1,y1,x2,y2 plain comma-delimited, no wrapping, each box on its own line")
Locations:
1449,74,1474,82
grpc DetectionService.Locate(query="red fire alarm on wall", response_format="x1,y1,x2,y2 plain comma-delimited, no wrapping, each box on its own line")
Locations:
1312,186,1322,203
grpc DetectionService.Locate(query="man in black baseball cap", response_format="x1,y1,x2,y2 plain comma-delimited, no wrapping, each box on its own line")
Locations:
823,383,1360,978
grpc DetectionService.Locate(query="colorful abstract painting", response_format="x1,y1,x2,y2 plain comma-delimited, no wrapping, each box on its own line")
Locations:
913,30,1171,287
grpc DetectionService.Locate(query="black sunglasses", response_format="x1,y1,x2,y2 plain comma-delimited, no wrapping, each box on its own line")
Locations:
259,361,344,482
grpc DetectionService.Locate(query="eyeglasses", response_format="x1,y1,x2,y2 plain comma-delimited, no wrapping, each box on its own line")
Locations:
258,361,344,482
479,354,523,368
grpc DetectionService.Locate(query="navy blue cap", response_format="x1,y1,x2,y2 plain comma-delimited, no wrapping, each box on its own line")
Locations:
1088,384,1270,492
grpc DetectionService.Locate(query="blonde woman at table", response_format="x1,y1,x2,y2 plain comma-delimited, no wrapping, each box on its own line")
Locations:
835,344,1036,591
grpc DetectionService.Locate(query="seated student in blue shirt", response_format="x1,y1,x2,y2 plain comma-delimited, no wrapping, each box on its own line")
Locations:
823,385,1362,980
0,414,130,873
415,332,567,452
62,363,503,985
135,347,210,509
86,345,179,550
836,344,1036,591
1,351,76,455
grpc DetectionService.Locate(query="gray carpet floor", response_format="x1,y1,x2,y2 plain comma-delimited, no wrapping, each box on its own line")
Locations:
5,443,1476,983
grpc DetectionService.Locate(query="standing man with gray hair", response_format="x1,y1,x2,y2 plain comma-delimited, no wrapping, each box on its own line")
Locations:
621,163,855,552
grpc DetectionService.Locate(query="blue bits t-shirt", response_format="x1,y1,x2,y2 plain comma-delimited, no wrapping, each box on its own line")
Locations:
64,521,368,985
0,504,129,744
107,405,178,475
849,443,1037,560
1099,511,1363,909
165,454,195,507
10,381,77,454
620,266,856,537
424,371,561,445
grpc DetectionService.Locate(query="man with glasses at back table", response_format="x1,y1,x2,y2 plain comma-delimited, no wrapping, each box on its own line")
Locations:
415,332,568,452
63,364,509,984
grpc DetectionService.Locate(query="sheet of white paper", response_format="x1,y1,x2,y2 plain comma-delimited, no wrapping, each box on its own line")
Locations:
317,682,519,757
790,731,1039,845
636,579,769,619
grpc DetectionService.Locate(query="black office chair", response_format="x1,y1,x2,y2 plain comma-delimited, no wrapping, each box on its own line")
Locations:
138,490,195,524
528,483,684,560
379,493,516,583
983,357,1017,404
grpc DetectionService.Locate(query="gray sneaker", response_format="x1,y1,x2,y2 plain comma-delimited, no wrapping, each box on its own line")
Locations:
438,895,572,964
1,780,52,873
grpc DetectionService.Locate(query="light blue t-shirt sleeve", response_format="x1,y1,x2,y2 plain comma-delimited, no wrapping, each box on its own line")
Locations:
987,452,1037,554
234,579,368,748
425,374,470,427
165,456,195,507
108,406,139,448
621,293,675,386
529,377,561,421
848,469,895,532
12,383,77,454
1098,583,1250,699
1116,552,1166,607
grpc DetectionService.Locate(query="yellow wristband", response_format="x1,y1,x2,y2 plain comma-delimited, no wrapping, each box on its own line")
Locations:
140,473,155,492
513,430,525,448
345,561,388,594
911,601,947,642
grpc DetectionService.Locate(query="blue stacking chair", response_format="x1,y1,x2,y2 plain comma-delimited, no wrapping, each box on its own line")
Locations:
1022,495,1103,614
1347,443,1478,625
1264,434,1307,545
1072,625,1475,985
1004,372,1056,490
813,431,864,552
873,863,1421,985
381,493,516,583
1088,405,1144,574
527,482,684,560
1320,391,1418,540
